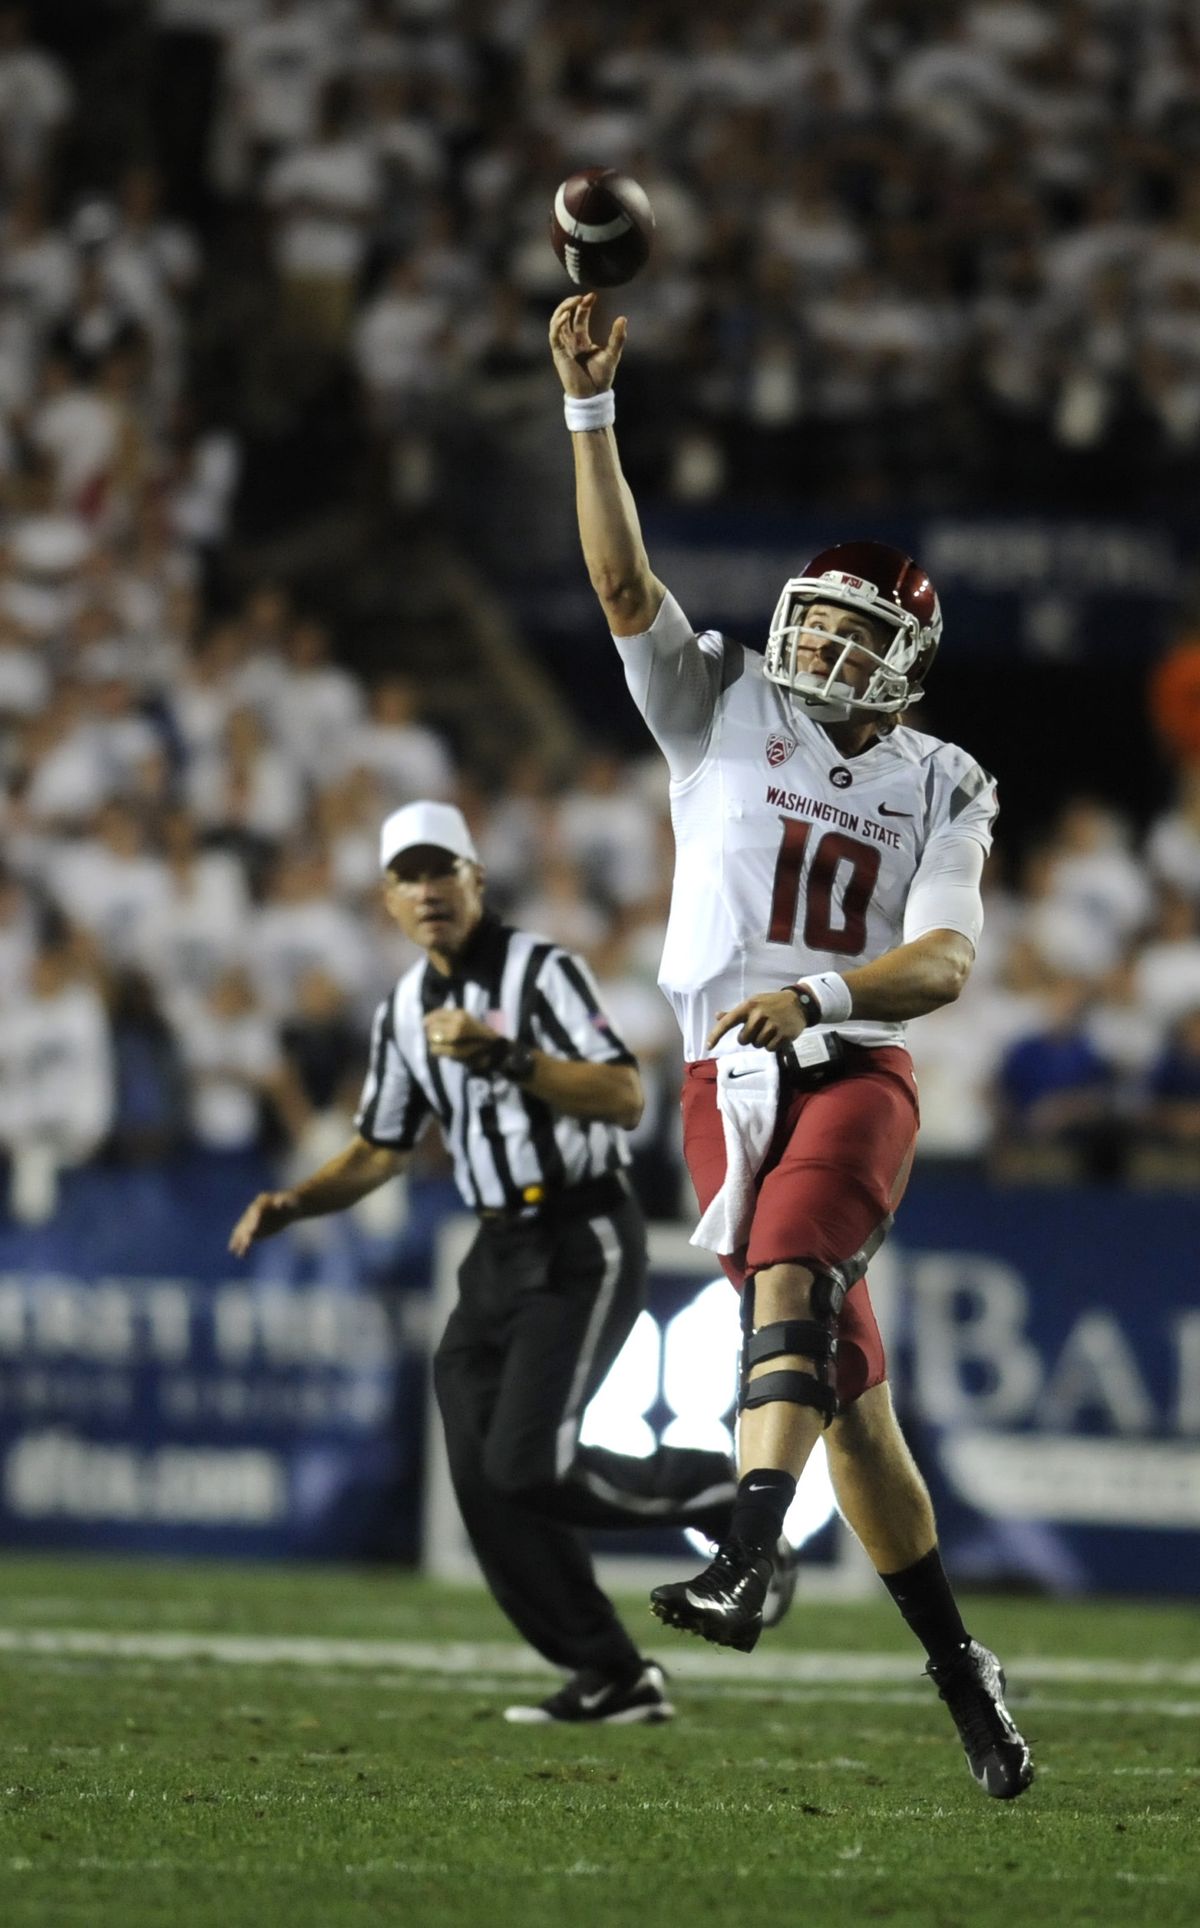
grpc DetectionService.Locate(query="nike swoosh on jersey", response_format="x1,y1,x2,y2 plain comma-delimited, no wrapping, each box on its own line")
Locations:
878,804,912,817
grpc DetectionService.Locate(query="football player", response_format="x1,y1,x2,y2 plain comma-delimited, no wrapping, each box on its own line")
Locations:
548,291,1033,1800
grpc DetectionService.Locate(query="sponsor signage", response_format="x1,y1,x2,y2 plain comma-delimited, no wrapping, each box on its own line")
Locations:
523,510,1187,665
0,1170,1194,1590
887,1182,1200,1593
0,1269,414,1557
635,511,1186,662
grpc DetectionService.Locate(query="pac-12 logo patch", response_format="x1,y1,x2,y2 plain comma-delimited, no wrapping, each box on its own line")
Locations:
766,732,796,767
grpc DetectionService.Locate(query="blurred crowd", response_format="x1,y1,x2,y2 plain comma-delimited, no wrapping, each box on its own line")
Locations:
0,572,687,1219
5,570,1200,1215
911,785,1200,1182
149,0,1200,513
6,1,1200,530
3,0,1200,1233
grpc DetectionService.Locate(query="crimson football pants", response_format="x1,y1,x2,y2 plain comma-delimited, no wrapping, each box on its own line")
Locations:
681,1044,919,1404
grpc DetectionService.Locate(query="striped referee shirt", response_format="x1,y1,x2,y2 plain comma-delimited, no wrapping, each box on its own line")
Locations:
354,914,637,1212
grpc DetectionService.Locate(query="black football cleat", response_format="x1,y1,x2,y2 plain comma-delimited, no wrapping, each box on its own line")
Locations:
927,1639,1034,1799
761,1533,799,1632
650,1537,773,1652
503,1659,673,1725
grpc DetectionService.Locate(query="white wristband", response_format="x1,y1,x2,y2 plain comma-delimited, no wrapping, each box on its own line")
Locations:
797,972,853,1025
564,390,616,431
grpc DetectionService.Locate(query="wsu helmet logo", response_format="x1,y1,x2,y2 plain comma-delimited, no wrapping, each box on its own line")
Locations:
766,732,796,767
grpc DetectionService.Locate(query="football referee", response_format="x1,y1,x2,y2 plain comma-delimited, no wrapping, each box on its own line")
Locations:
230,799,750,1724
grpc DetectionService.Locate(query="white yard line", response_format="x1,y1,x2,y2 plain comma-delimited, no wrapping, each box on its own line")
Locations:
1,1626,1199,1692
4,1858,604,1879
8,1656,1200,1716
3,1853,1196,1888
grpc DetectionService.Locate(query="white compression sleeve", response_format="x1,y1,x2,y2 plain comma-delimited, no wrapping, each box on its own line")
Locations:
902,832,986,949
611,591,727,783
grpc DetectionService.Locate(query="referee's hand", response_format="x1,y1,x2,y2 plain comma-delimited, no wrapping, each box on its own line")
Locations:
228,1190,301,1256
423,1009,501,1064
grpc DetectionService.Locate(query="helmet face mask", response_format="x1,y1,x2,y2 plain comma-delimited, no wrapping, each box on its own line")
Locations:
763,542,942,720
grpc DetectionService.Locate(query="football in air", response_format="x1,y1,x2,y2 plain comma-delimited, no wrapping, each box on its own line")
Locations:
551,168,655,288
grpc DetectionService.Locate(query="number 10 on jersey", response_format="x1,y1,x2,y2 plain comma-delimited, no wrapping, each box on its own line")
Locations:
768,816,881,955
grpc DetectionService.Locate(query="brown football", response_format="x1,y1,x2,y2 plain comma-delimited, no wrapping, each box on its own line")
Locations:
550,167,654,289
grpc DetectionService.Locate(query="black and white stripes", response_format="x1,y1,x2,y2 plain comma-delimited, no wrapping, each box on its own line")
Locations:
354,916,635,1210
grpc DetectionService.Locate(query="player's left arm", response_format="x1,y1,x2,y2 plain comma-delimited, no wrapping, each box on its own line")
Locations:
841,823,986,1019
708,929,974,1050
709,829,986,1050
822,926,974,1021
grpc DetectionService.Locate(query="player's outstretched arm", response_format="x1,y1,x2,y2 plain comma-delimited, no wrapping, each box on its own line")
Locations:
228,1136,408,1255
549,291,666,637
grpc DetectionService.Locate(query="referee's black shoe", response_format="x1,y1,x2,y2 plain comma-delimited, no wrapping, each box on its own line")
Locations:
503,1659,673,1725
927,1640,1034,1799
650,1537,772,1653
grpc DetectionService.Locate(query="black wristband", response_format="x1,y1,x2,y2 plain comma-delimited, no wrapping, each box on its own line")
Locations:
496,1039,536,1084
473,1035,510,1075
785,984,821,1027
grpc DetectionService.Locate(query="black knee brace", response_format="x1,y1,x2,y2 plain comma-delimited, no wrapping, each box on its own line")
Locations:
738,1268,846,1429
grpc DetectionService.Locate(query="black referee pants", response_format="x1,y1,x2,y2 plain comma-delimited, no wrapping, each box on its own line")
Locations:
433,1189,737,1679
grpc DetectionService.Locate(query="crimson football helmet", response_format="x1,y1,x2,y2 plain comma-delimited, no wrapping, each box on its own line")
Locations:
763,540,942,720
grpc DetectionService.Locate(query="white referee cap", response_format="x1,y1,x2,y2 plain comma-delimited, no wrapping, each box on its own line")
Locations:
379,800,479,870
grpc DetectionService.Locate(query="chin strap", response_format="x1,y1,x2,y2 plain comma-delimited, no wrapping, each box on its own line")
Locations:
793,687,854,720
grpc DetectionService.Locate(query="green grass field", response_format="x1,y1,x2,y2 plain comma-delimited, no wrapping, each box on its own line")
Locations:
1,1556,1196,1928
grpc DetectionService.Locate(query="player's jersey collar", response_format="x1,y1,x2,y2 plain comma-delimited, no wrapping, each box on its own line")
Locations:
790,698,909,771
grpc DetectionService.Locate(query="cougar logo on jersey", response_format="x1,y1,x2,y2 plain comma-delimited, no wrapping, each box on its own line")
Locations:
765,732,796,767
830,766,853,788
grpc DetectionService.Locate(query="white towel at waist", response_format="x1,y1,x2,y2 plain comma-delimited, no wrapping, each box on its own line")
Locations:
689,1031,840,1257
689,1048,781,1257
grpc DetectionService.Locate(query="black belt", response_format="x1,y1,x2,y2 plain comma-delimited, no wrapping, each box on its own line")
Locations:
779,1033,848,1091
476,1170,628,1228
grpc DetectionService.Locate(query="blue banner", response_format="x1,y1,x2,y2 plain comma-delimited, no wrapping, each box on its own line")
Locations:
0,1164,1196,1593
0,1157,438,1560
520,509,1190,668
885,1181,1200,1596
0,1271,412,1559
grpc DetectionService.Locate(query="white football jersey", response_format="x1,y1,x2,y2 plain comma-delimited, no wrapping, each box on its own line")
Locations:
615,593,998,1060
